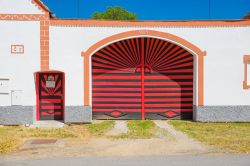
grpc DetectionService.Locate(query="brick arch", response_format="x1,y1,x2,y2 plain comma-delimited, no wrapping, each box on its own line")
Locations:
81,30,206,106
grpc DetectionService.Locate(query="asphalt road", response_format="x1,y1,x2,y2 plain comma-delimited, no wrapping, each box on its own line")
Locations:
1,154,250,166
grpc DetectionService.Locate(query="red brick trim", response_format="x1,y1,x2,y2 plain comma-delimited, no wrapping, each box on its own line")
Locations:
32,0,51,13
0,14,49,20
40,20,50,70
243,55,250,89
50,19,250,28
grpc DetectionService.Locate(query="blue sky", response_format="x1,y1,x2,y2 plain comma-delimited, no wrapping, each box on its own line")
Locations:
41,0,250,20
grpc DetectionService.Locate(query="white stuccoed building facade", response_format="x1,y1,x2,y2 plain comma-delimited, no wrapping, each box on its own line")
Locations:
0,0,250,124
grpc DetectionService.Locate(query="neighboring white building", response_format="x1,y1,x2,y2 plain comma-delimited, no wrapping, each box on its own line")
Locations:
0,0,250,124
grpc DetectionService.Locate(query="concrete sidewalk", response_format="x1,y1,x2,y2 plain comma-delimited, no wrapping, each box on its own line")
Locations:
1,154,250,166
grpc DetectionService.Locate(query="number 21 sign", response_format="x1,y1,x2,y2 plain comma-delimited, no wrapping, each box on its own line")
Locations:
11,45,24,54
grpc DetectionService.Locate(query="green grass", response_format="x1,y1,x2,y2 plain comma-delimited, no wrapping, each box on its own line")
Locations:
0,126,77,154
0,121,115,154
169,120,250,153
0,137,19,154
85,121,115,136
113,120,156,139
0,127,20,154
20,128,77,138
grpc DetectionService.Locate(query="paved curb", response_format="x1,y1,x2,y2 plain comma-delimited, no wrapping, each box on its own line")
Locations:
106,121,128,136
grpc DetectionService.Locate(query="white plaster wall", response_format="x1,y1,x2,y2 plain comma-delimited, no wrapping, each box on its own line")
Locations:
0,0,44,14
50,25,250,106
0,21,40,106
49,27,84,106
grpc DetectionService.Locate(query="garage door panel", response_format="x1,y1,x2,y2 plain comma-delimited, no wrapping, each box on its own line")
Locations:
144,37,193,120
92,82,141,86
93,109,142,112
94,52,129,67
144,82,193,86
93,75,141,79
143,75,193,79
146,109,193,113
92,37,193,120
144,98,193,102
144,93,193,96
93,93,141,97
93,98,141,102
93,88,142,92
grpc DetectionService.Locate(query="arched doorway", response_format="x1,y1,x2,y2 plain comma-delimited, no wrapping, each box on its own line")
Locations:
91,37,194,120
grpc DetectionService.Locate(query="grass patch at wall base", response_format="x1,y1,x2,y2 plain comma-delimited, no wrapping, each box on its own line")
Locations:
85,121,115,136
0,126,77,154
169,120,250,153
113,120,156,139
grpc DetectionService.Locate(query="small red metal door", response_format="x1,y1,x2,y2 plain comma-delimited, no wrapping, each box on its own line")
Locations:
92,37,193,120
35,71,65,120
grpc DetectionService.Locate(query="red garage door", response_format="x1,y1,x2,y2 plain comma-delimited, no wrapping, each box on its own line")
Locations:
92,37,193,120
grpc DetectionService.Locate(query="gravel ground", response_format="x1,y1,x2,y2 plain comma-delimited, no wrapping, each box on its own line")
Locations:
1,120,211,161
106,121,128,136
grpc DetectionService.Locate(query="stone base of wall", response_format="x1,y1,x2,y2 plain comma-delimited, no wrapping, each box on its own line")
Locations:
194,106,250,122
1,105,250,124
0,105,92,125
64,106,92,123
0,106,35,125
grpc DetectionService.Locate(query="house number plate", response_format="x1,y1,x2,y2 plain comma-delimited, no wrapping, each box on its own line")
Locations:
11,45,24,54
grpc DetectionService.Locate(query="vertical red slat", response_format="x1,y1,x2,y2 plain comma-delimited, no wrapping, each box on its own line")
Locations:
141,38,145,120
